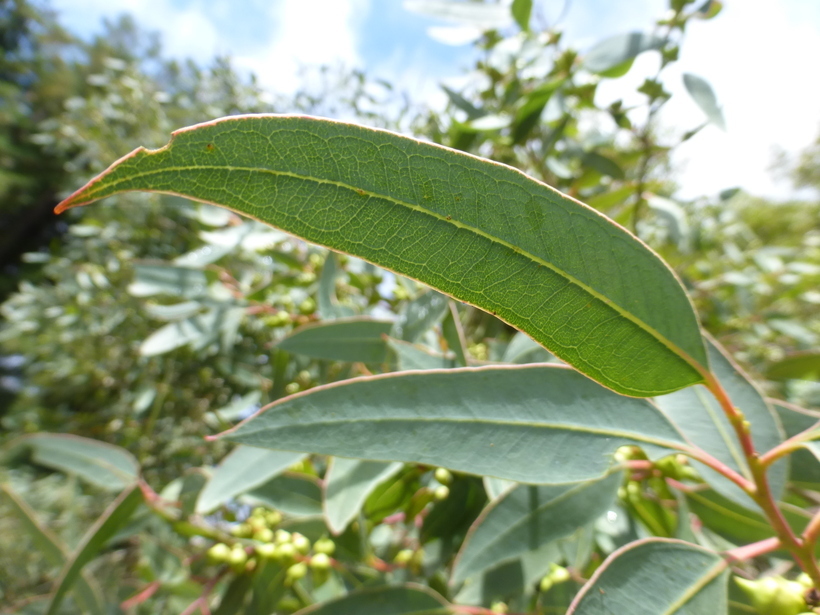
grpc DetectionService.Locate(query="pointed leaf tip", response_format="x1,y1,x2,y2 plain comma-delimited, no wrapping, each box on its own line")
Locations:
52,114,708,396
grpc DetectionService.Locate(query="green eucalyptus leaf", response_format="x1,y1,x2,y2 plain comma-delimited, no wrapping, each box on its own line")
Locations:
324,457,403,534
196,445,306,514
318,251,356,319
568,538,728,614
771,400,820,489
243,473,323,517
220,364,687,484
46,485,144,615
277,317,393,363
584,32,665,75
656,337,787,508
683,73,726,130
56,116,708,396
12,433,139,491
388,337,454,370
392,289,448,342
511,0,532,31
452,472,620,584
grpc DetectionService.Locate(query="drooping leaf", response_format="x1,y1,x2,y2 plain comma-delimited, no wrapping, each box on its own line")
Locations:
455,526,590,606
243,473,323,517
277,317,393,364
767,352,820,381
581,152,625,180
655,337,787,508
511,0,532,31
0,484,103,615
318,251,356,320
683,73,726,130
196,446,306,514
391,289,449,342
441,301,468,366
140,307,239,356
213,574,253,615
291,583,450,615
323,457,403,534
127,263,208,298
568,538,728,614
46,485,144,615
14,433,139,491
442,85,484,121
452,472,620,584
388,338,454,370
501,331,555,364
584,32,665,75
56,115,709,396
220,364,688,484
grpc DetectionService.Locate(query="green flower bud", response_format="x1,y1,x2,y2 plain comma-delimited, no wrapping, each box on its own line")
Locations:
254,528,274,543
228,546,248,568
490,601,508,614
207,542,231,563
286,562,308,583
735,576,807,615
394,549,414,565
255,543,277,559
549,564,571,584
539,576,553,593
292,532,311,554
266,510,283,527
310,553,332,570
284,382,300,395
433,485,450,501
434,468,453,485
230,523,252,538
275,542,297,561
251,507,267,518
299,297,316,314
275,529,292,544
314,537,336,555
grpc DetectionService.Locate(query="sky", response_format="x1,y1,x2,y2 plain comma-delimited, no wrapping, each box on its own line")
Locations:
48,0,820,201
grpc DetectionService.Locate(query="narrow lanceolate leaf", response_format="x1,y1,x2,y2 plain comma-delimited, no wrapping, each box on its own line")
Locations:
452,472,621,584
13,433,139,491
656,337,787,509
47,484,144,615
244,473,323,517
0,484,103,615
292,584,450,615
196,446,305,514
277,317,393,363
568,539,728,614
323,457,403,534
219,364,688,484
584,32,665,75
56,115,708,396
392,289,448,342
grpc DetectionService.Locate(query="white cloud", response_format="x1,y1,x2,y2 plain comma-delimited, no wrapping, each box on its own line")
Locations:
589,0,820,200
232,0,369,94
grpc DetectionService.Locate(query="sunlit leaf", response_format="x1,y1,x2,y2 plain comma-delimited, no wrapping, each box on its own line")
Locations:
584,32,665,75
196,446,306,514
56,115,709,396
683,73,726,130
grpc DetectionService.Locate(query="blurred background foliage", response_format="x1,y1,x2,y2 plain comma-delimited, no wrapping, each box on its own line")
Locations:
0,0,818,612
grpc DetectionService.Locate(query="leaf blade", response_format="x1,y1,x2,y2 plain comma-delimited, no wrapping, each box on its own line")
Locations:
219,364,688,484
56,115,708,396
568,538,728,614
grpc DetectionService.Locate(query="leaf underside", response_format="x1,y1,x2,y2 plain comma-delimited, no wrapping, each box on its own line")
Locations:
56,114,707,396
